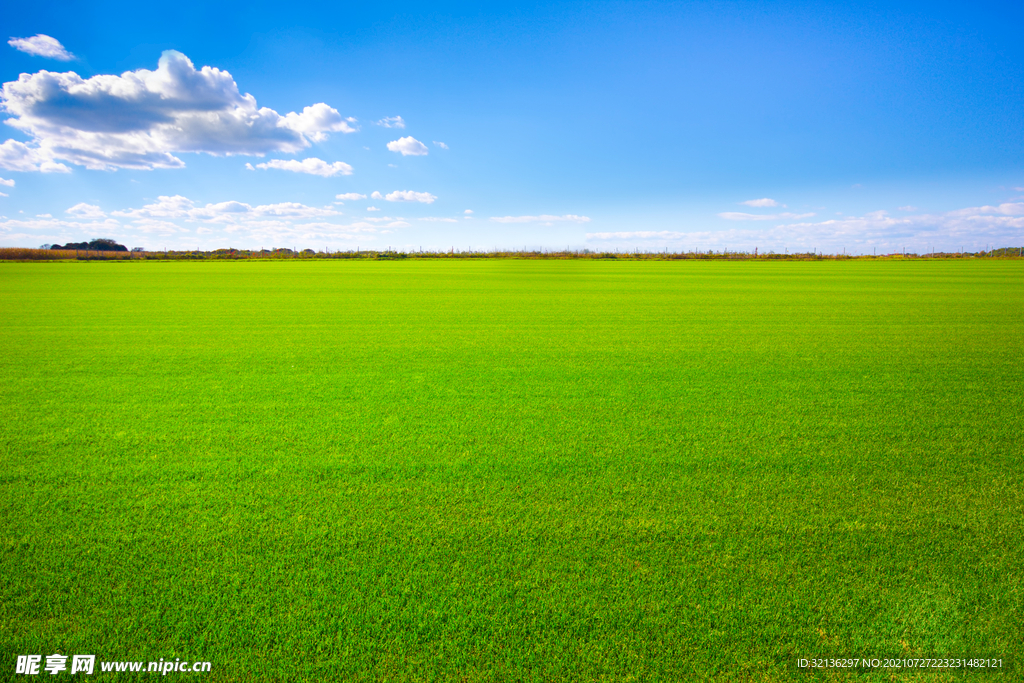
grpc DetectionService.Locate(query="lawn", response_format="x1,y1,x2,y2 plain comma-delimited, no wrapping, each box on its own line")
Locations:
1,259,1021,681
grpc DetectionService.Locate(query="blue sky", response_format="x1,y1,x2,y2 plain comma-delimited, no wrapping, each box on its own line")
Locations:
2,0,1022,253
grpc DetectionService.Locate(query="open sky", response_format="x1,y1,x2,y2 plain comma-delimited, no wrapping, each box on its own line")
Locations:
1,0,1022,253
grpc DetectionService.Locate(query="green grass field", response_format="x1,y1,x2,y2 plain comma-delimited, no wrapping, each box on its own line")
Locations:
1,260,1021,681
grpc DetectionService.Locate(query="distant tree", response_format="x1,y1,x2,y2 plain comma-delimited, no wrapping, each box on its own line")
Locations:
88,238,128,251
51,238,128,251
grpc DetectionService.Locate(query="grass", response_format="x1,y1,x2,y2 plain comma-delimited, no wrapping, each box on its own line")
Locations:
1,259,1021,681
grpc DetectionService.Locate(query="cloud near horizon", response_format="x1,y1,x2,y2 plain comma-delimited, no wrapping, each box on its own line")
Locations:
8,35,75,61
588,203,1024,252
490,214,591,224
0,193,405,247
248,157,353,177
385,190,436,204
741,198,781,207
0,50,356,172
718,211,815,221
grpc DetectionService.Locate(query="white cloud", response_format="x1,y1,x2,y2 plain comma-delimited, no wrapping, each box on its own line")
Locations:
946,202,1024,217
0,50,355,171
588,231,685,240
490,214,591,223
360,216,404,223
66,203,105,218
336,193,366,201
376,116,405,129
897,205,918,212
0,214,123,239
111,195,340,222
419,217,457,222
0,177,13,187
253,158,353,177
371,191,383,199
8,35,75,61
718,212,816,221
385,190,436,204
741,198,781,208
586,202,1024,252
345,221,409,229
0,139,71,173
433,141,448,149
386,136,429,156
283,105,357,140
0,192,7,197
45,193,394,247
367,206,380,211
464,209,473,214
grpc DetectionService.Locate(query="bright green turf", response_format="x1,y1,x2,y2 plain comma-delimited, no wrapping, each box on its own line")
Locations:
1,260,1021,681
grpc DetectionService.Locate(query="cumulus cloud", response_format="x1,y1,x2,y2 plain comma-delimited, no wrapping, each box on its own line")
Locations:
283,105,357,140
72,193,390,245
586,203,1024,253
386,136,428,156
0,139,71,172
945,202,1024,218
0,214,124,243
464,209,473,214
371,191,383,199
718,212,815,221
0,196,402,248
490,214,591,223
385,190,436,204
741,198,781,208
433,141,448,149
366,206,380,211
8,35,75,61
335,193,366,201
376,116,405,129
252,157,353,177
0,177,13,187
0,50,355,171
66,203,105,218
111,195,340,221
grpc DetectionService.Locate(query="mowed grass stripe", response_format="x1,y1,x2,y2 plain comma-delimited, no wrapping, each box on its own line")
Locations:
1,260,1021,681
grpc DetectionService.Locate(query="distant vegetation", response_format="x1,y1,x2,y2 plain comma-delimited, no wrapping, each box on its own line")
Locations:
48,238,128,251
2,245,1023,261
